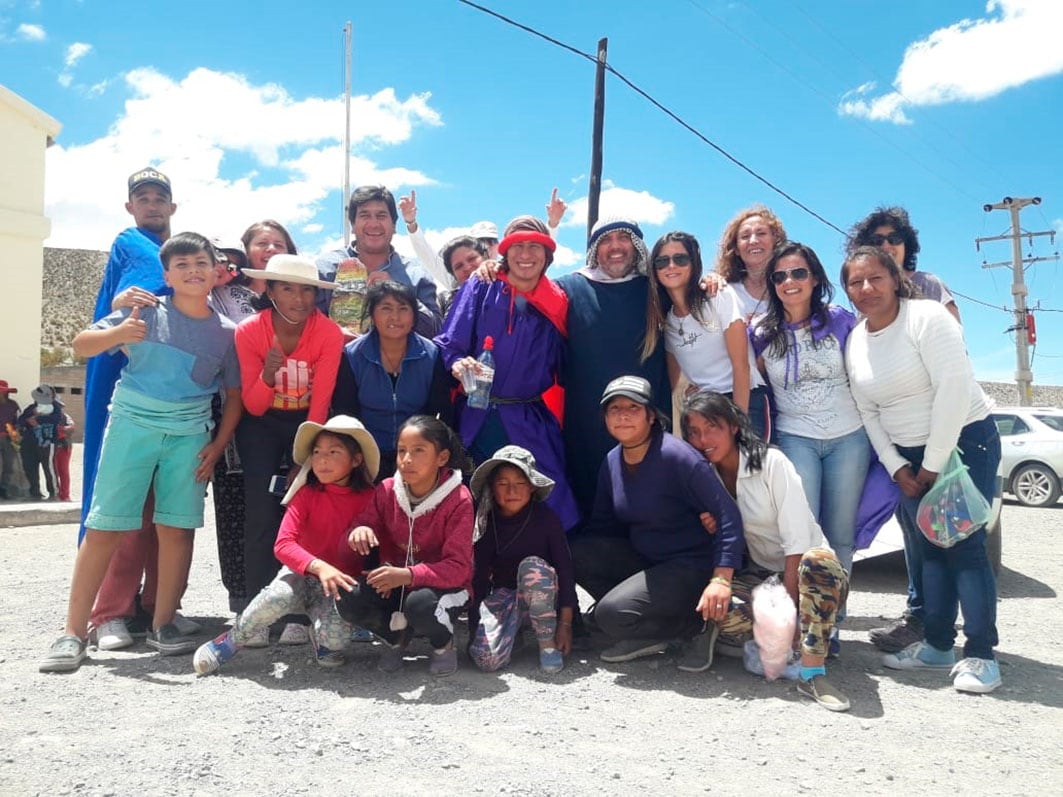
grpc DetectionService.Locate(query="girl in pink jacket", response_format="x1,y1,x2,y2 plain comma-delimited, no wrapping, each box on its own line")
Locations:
339,415,473,677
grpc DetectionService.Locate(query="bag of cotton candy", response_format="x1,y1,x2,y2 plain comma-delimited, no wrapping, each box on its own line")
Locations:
751,575,796,680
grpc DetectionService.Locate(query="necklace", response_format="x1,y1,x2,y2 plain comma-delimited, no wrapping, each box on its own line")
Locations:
491,506,534,555
380,347,405,376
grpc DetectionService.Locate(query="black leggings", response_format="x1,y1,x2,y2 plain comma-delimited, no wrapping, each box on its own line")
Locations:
336,579,467,649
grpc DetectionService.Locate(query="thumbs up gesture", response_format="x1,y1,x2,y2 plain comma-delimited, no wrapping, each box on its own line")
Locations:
115,305,148,345
262,334,285,384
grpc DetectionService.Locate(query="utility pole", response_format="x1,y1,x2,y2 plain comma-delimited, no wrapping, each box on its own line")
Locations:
976,196,1058,406
587,37,608,241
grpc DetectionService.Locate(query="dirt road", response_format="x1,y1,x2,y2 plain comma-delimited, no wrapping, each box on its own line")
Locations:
2,500,1060,795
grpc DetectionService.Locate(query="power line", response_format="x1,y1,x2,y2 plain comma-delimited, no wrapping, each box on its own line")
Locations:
457,0,847,236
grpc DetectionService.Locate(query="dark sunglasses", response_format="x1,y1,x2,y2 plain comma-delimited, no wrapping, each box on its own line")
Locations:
652,253,692,270
770,267,811,285
866,231,905,247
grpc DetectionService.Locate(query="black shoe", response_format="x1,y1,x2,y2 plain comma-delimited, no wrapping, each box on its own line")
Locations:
146,624,198,656
869,614,924,653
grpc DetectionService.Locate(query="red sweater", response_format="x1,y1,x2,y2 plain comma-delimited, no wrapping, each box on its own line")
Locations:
273,482,371,576
357,469,474,593
235,309,343,424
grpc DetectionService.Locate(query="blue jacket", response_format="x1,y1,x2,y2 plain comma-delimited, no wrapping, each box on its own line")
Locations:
333,330,451,456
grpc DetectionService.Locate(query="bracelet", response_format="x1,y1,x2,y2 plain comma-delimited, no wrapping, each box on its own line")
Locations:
711,576,732,587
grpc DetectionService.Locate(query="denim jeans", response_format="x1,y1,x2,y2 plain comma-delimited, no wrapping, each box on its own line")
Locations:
895,416,1001,659
777,427,871,575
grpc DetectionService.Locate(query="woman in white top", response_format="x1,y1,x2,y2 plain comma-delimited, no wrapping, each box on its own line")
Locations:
681,391,850,713
751,242,870,576
641,231,759,416
844,246,1002,694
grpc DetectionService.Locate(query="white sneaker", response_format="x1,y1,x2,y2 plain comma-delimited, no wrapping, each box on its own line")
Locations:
278,623,310,646
171,612,202,636
95,619,133,651
243,625,270,648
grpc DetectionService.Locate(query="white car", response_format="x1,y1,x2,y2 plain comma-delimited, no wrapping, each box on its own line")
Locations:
991,406,1063,507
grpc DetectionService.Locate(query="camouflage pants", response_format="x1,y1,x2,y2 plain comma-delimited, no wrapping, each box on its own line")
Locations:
234,567,352,652
715,547,848,658
469,556,558,672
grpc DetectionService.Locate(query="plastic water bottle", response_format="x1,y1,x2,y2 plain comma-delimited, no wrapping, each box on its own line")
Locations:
466,336,496,410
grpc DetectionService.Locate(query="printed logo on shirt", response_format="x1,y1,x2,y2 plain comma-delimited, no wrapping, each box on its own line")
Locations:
272,359,314,411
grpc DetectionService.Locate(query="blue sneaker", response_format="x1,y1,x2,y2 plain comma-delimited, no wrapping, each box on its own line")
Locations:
951,657,1001,693
351,627,374,643
193,631,238,675
882,641,955,670
539,647,564,674
827,627,841,659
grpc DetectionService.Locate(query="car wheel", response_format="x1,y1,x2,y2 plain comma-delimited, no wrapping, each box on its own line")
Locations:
1012,463,1061,508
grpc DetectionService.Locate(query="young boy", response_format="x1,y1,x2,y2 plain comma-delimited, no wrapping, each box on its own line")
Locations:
40,232,243,673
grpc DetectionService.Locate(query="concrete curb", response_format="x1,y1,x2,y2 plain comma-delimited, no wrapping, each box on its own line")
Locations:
0,500,80,528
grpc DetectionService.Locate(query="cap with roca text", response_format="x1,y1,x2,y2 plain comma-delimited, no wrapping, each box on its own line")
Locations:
128,167,172,198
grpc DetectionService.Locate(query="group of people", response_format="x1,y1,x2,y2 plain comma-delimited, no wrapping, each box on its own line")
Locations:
38,167,1004,711
0,381,75,502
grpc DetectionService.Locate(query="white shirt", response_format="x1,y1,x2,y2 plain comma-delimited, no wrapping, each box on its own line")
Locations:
761,325,863,438
665,285,764,391
730,448,828,573
731,281,770,325
846,298,992,476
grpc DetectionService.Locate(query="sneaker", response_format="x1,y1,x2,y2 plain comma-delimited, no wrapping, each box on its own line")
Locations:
676,624,719,673
315,649,346,668
951,657,1001,694
278,623,310,646
378,643,406,673
797,674,851,712
243,625,270,648
869,613,924,653
39,635,87,673
827,627,841,659
193,631,238,675
146,623,198,656
429,646,458,677
539,647,564,674
599,638,670,663
94,619,133,651
171,612,202,636
882,641,955,670
351,627,375,643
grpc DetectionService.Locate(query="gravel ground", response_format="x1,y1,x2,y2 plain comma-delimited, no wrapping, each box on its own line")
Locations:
1,498,1061,796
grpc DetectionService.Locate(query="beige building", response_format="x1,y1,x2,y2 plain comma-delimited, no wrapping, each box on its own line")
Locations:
0,85,61,397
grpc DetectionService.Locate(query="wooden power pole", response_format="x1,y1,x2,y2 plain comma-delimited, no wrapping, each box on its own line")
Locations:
587,37,608,241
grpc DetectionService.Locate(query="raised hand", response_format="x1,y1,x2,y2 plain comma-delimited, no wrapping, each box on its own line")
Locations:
115,306,148,345
546,187,566,228
398,190,418,226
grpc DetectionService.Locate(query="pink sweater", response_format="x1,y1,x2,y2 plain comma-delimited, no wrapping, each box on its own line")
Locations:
273,482,371,576
357,469,474,592
235,309,343,424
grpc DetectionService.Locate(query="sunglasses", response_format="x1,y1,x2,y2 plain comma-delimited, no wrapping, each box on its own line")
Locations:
866,231,905,247
652,253,692,270
770,267,811,285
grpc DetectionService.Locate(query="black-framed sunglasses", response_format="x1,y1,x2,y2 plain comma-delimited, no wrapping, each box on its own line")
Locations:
866,231,905,247
770,267,811,285
652,253,692,270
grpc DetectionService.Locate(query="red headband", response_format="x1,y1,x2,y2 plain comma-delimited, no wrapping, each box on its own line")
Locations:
498,230,556,256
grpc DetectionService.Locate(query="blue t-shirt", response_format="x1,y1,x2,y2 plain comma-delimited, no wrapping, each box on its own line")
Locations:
92,297,240,432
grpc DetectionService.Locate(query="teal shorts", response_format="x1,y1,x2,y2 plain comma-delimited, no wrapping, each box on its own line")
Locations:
86,417,210,531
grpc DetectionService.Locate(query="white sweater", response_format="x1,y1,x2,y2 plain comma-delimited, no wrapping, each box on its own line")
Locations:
845,298,992,476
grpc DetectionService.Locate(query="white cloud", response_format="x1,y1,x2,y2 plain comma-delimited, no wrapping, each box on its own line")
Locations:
839,0,1063,124
44,66,442,251
561,181,675,229
16,23,46,41
65,42,92,67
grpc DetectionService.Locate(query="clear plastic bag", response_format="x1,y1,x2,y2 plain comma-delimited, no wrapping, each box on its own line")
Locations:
751,575,797,681
743,639,801,681
916,448,991,549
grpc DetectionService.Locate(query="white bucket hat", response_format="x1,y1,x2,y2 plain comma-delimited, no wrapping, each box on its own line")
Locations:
470,445,555,503
242,253,334,289
281,415,380,504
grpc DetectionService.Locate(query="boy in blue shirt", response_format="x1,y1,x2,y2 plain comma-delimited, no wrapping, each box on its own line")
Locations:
41,232,243,672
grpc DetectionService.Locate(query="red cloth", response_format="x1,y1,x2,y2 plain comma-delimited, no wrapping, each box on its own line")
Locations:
273,482,370,576
234,309,343,424
354,470,474,593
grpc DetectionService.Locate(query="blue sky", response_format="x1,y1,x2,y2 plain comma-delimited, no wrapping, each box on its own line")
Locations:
3,0,1062,385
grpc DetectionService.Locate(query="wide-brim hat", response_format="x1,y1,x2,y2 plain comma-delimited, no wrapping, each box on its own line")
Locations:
470,445,554,502
292,415,380,479
0,380,17,394
211,237,247,268
241,254,333,289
